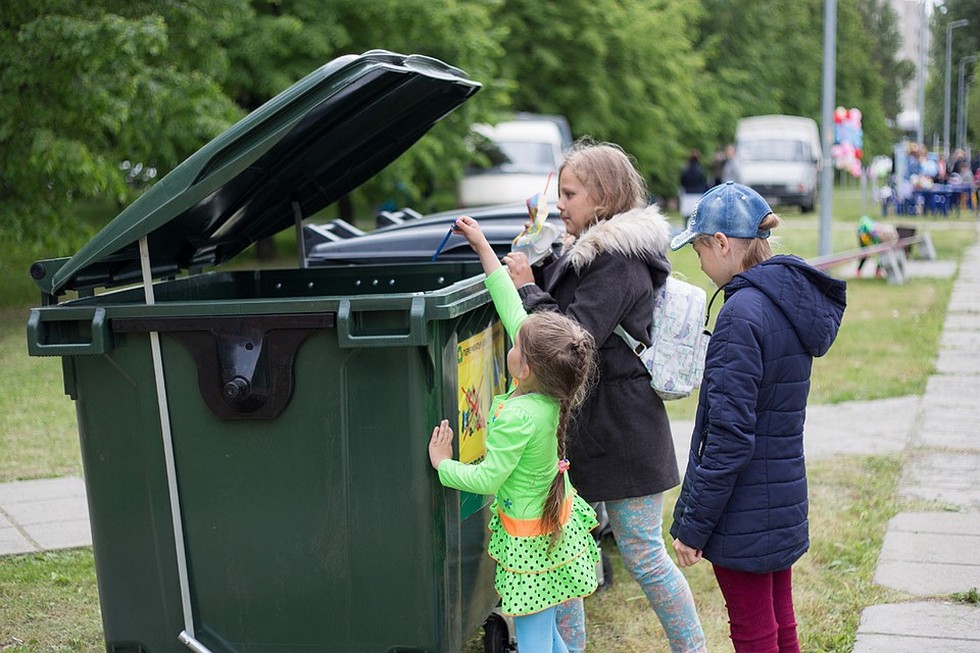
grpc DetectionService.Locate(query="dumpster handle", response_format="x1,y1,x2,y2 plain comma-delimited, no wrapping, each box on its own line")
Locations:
178,631,215,653
26,307,111,356
336,295,428,347
138,237,199,644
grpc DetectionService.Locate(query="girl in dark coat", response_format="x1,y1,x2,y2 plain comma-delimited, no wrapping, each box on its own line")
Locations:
504,141,706,652
669,182,847,653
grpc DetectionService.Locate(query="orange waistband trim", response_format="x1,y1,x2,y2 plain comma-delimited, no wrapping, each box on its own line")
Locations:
498,494,574,537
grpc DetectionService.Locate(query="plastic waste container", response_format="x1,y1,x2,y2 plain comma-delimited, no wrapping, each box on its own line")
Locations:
26,50,504,653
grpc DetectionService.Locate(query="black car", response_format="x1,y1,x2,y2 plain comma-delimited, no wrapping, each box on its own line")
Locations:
303,202,565,266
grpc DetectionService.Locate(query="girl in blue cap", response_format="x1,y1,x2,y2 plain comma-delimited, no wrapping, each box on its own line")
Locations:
669,182,847,653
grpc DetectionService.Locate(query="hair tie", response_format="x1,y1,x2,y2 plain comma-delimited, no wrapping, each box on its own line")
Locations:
557,458,570,474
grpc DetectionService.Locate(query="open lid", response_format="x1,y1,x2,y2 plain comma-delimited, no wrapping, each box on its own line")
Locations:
42,50,480,295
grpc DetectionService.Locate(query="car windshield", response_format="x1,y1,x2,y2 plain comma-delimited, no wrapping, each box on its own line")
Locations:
739,139,810,162
496,141,556,169
472,139,557,173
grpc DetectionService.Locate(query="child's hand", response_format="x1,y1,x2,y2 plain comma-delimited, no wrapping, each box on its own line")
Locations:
501,251,534,287
453,216,491,252
453,216,501,275
672,538,703,568
428,418,455,469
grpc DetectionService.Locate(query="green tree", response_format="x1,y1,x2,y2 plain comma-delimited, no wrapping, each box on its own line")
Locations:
493,0,705,197
696,0,823,145
0,2,244,256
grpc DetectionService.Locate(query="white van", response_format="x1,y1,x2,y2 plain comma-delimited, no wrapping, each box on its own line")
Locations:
734,115,821,212
457,114,572,207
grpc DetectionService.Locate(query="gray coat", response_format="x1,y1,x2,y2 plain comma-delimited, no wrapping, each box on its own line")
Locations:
518,206,679,502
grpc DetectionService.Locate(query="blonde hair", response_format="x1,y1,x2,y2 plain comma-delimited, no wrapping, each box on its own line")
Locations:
517,311,597,548
559,138,647,222
739,213,781,269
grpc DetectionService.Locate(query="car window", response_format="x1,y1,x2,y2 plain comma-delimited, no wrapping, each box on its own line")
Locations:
739,139,807,162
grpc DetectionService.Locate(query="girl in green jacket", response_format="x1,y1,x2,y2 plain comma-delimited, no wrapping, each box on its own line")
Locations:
428,215,599,653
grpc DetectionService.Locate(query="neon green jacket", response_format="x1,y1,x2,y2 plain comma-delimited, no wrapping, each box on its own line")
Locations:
438,267,561,521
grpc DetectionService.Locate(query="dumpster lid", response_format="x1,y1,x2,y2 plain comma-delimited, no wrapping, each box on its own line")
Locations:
46,50,480,295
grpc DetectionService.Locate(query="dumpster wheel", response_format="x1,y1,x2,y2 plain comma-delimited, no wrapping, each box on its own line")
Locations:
482,610,515,653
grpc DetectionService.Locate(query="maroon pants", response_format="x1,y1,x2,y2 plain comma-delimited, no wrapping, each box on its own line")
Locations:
712,565,800,653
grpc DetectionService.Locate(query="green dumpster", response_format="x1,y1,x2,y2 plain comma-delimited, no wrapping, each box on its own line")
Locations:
26,51,504,653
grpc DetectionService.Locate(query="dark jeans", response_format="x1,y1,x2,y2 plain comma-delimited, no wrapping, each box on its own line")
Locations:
712,565,800,653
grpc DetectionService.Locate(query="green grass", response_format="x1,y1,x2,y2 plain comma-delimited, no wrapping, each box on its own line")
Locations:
0,186,976,651
0,550,102,652
0,308,83,481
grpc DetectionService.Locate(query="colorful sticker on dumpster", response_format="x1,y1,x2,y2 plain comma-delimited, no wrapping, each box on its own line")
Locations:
456,321,506,465
456,321,507,521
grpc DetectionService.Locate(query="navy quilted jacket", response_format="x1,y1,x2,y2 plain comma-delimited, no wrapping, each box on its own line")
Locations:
670,255,846,573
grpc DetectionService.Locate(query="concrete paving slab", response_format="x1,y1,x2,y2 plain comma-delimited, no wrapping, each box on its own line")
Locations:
0,477,86,504
942,313,980,331
26,519,92,551
0,525,34,556
888,510,980,536
852,602,980,653
948,291,980,313
3,495,90,526
917,404,980,427
878,532,980,568
923,376,980,405
917,408,980,449
900,452,980,508
875,512,980,594
801,396,918,458
940,331,980,350
0,478,90,555
935,350,980,375
920,394,980,415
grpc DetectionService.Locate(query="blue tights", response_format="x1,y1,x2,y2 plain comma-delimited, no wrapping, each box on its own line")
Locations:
514,605,568,653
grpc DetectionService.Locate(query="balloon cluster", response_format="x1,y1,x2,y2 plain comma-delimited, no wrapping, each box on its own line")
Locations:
831,106,863,178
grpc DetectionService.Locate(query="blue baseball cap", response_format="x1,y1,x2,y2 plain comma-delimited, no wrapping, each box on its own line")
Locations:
670,182,773,250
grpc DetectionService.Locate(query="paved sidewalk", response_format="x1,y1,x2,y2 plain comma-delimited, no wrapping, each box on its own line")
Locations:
0,476,89,555
0,478,92,555
852,221,980,653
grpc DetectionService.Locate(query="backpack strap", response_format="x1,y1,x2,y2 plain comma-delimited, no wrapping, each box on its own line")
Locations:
616,283,725,356
704,286,725,334
614,324,646,356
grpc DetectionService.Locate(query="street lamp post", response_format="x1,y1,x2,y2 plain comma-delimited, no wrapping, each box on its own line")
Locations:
957,55,976,151
943,18,969,158
819,0,836,257
917,0,927,145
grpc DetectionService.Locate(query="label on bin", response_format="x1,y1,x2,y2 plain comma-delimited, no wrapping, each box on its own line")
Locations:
456,321,507,521
456,321,507,465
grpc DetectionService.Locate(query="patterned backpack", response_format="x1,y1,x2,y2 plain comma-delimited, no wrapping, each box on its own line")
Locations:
614,276,714,400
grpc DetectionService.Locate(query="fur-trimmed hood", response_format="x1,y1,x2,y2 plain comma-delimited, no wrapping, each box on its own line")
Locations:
562,205,672,272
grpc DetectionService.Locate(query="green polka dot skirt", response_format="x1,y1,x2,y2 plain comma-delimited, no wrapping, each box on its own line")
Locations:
488,492,599,616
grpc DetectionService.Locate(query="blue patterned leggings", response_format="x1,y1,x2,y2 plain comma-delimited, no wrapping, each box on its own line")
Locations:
557,493,706,652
